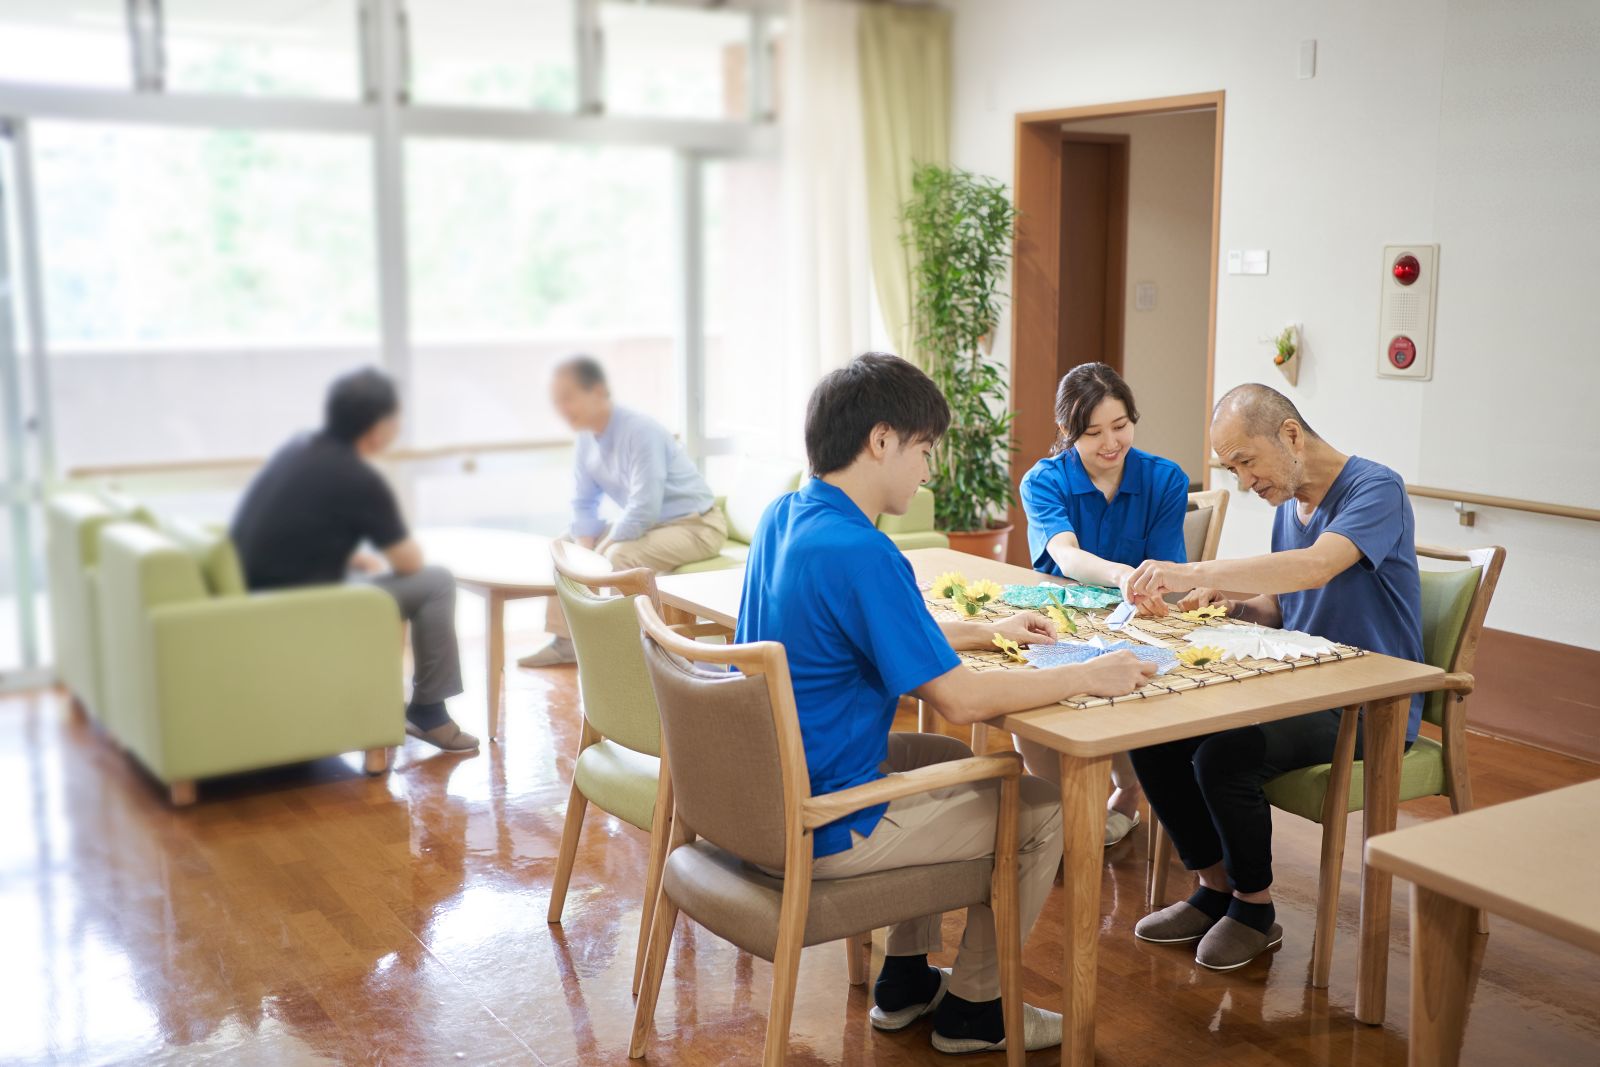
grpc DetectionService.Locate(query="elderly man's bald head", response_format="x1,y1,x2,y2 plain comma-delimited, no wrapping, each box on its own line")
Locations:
1211,383,1318,442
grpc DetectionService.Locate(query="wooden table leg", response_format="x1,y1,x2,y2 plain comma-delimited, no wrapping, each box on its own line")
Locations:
486,590,506,742
1059,751,1111,1065
1409,883,1476,1067
1356,694,1409,1024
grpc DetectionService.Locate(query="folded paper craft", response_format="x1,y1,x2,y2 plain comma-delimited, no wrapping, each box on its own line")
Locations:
1182,623,1337,661
1001,583,1123,610
1024,638,1179,676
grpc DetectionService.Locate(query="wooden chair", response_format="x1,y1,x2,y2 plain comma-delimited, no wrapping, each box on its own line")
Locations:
545,541,724,995
1145,543,1506,989
630,598,1027,1067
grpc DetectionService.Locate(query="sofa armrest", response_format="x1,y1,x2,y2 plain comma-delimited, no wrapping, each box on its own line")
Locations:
146,584,405,780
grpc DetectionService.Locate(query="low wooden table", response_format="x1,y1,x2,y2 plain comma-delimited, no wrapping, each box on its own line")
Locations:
1366,778,1600,1066
656,546,1446,1063
417,527,555,742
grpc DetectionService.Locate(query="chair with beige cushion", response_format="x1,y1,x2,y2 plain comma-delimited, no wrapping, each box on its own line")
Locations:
1145,542,1505,989
629,598,1027,1067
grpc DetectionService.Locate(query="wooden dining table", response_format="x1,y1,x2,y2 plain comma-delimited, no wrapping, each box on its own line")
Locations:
655,546,1447,1064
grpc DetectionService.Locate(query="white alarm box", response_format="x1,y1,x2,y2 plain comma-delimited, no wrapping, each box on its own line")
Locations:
1376,244,1439,381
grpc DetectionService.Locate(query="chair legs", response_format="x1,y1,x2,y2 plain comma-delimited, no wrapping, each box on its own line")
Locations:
1146,817,1172,911
845,931,871,986
629,890,681,1059
762,869,813,1067
633,772,674,996
362,747,389,775
1444,711,1491,936
993,774,1025,1067
547,779,589,924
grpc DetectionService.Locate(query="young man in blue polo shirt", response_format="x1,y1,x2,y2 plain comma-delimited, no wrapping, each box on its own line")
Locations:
1120,383,1425,971
737,353,1156,1054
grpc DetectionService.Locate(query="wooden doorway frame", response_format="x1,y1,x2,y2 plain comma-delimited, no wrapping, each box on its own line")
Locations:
1007,91,1225,565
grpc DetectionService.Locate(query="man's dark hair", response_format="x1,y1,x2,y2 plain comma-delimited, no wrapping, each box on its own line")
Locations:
324,367,399,444
555,354,607,391
1213,382,1320,442
1052,361,1139,451
804,352,951,476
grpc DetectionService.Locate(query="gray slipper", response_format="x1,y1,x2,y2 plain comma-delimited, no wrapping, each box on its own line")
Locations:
405,719,481,752
1195,916,1284,971
1134,901,1223,945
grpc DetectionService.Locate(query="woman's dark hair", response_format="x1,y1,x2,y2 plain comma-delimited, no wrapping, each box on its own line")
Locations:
325,366,400,444
805,353,951,476
1052,362,1139,452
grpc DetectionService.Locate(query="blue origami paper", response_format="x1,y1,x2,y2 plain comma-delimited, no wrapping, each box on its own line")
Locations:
1001,583,1123,611
1023,639,1178,676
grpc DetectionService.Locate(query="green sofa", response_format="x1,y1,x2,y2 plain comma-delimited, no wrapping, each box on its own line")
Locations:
673,467,948,575
48,493,405,804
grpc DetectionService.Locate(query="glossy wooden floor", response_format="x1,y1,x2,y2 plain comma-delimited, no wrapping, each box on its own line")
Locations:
6,619,1600,1065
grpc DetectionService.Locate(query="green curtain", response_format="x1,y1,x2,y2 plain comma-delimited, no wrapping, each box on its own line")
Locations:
859,4,952,366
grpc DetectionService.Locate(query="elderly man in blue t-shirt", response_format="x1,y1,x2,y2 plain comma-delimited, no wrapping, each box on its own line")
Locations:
1116,383,1424,972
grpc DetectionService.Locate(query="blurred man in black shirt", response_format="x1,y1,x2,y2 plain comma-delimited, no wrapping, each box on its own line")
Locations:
231,367,477,751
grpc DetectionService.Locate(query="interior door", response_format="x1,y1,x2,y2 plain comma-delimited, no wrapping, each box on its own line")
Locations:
1057,136,1128,381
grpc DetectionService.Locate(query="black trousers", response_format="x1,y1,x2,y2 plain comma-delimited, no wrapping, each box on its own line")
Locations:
1130,710,1379,895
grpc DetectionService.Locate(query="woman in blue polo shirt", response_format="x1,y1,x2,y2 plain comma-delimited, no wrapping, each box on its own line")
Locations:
1017,362,1192,847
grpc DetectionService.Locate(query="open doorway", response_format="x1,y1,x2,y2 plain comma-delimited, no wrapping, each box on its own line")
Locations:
1008,93,1223,565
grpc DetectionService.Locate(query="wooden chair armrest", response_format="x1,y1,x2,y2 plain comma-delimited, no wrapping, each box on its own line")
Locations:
1415,671,1475,697
801,753,1022,830
669,622,732,638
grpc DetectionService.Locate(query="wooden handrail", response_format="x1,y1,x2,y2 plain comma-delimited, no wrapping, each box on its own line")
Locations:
1208,461,1599,525
63,437,570,480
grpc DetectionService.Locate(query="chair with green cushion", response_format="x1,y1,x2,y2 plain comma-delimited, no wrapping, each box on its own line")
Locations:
673,463,947,574
95,521,405,805
1146,542,1505,990
545,540,691,995
44,493,153,725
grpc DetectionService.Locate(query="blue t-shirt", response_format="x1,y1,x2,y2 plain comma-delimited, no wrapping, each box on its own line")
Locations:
735,479,961,857
1274,456,1425,742
1019,446,1191,577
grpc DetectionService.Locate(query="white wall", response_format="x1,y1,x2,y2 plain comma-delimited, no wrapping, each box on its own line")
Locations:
1066,111,1215,482
952,0,1600,649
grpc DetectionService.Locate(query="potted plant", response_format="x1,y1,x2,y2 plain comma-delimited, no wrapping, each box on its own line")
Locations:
902,163,1020,560
1270,323,1301,386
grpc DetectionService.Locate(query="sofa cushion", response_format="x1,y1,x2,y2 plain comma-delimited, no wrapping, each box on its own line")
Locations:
161,517,248,597
723,462,802,544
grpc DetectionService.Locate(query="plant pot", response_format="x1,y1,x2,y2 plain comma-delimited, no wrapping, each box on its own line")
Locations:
944,523,1014,562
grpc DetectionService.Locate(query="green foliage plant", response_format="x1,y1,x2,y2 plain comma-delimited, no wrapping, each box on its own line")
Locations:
902,164,1020,533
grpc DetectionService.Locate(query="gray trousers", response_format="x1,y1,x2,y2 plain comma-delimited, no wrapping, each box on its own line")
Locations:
365,565,464,707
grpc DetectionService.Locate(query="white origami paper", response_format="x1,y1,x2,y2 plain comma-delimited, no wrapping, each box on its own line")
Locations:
1183,623,1337,662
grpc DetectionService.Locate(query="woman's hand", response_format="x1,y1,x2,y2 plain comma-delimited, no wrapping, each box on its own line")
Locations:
1177,587,1232,613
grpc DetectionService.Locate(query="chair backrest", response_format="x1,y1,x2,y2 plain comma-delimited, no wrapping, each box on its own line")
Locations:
550,540,661,756
1184,487,1229,563
635,596,807,872
1416,543,1505,728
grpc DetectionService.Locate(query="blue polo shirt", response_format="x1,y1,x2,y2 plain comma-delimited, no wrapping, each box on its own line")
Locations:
1019,447,1191,577
1274,456,1425,742
736,479,961,857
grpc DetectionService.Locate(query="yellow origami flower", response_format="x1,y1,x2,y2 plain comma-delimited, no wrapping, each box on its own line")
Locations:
930,572,968,599
1045,603,1078,635
992,634,1028,663
964,579,1003,605
1178,645,1225,668
1178,604,1229,622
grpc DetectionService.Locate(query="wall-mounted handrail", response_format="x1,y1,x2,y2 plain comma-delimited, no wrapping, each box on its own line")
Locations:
1208,461,1599,525
62,437,571,481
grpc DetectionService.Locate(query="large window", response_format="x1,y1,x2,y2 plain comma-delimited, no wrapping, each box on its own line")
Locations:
601,3,752,119
408,0,577,110
163,1,362,99
0,2,128,90
407,139,679,445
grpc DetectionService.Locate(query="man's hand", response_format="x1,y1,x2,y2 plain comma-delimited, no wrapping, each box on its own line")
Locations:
1078,650,1158,696
1122,559,1197,604
993,611,1057,646
575,535,598,551
1178,587,1232,613
350,550,386,575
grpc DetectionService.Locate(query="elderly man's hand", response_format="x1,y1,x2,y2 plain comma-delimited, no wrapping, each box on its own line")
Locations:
1122,559,1197,604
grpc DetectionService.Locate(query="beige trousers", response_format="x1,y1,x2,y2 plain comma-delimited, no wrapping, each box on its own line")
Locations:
546,507,728,639
812,732,1064,1002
